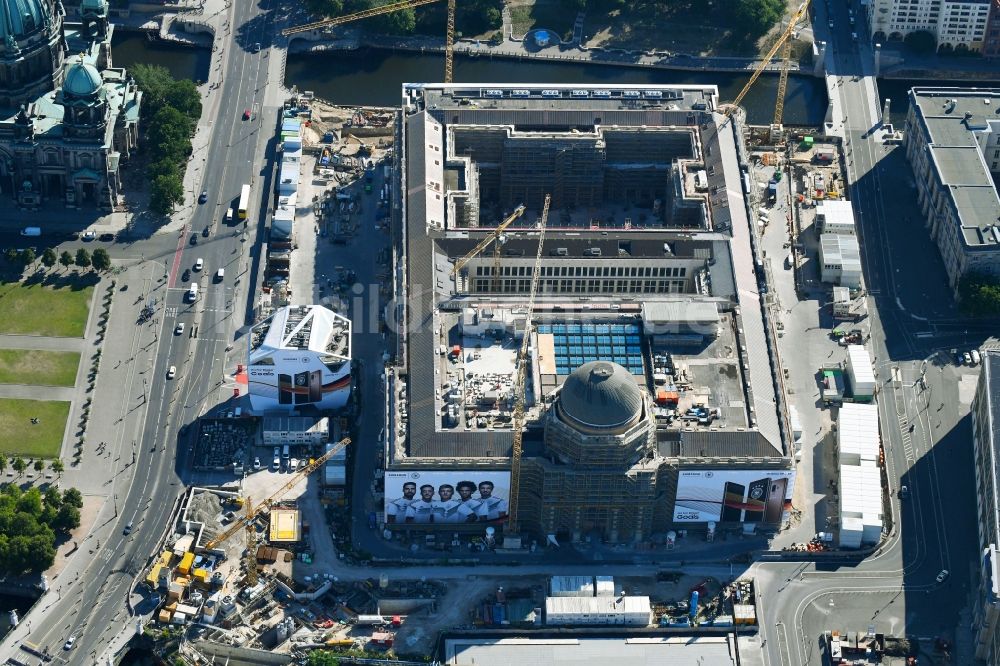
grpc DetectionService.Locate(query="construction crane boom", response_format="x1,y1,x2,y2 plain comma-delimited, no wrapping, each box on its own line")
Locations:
773,37,794,127
282,0,442,36
444,0,456,83
451,205,527,279
507,194,550,535
727,0,811,115
203,437,352,551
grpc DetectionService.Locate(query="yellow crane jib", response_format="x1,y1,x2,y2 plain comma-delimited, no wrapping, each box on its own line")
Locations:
282,0,443,36
451,205,527,277
202,437,351,551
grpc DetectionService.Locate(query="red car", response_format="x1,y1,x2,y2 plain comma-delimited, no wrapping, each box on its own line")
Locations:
242,109,251,121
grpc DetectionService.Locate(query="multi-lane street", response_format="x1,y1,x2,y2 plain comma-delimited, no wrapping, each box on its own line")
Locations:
0,0,280,661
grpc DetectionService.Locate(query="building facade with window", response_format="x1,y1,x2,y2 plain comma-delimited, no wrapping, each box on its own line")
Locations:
0,0,141,211
870,0,994,53
904,87,1000,289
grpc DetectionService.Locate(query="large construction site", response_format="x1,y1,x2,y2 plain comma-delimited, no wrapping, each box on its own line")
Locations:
385,83,797,546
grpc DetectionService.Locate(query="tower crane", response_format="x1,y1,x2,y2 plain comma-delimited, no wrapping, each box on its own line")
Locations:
725,0,811,122
450,205,527,292
282,0,457,83
506,194,550,536
202,437,351,585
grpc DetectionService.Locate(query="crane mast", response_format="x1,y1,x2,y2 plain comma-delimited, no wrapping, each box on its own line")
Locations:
506,194,550,535
450,205,527,283
727,1,811,117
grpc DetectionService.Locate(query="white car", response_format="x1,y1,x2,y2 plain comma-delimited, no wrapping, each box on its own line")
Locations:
971,349,981,365
289,458,298,472
272,456,280,470
174,323,185,335
81,231,96,241
166,365,176,379
194,258,204,271
64,637,75,650
253,456,261,470
936,569,949,583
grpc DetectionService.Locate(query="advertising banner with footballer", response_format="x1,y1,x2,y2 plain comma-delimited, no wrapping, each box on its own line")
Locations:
384,470,511,526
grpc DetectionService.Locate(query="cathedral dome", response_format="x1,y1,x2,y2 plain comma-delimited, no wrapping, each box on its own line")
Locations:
0,0,49,46
63,59,102,97
558,361,643,431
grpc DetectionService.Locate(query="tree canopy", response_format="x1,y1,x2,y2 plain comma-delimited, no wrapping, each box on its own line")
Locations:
0,484,82,575
959,273,1000,315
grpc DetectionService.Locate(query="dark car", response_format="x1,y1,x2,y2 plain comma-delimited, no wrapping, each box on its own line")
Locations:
243,108,251,121
190,233,198,245
202,226,210,237
368,512,377,530
198,191,208,204
99,233,115,242
181,269,191,282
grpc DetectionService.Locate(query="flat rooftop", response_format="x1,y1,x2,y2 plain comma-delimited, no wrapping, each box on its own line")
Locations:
248,304,350,362
443,635,739,666
909,88,1000,248
398,84,783,460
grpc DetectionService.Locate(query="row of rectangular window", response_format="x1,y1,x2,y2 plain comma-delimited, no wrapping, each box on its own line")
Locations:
474,265,688,278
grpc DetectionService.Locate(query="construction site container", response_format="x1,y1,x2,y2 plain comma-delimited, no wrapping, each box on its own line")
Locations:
789,406,802,441
655,390,679,405
595,576,616,597
146,564,163,588
175,604,199,617
172,612,188,625
355,614,385,625
192,568,209,584
733,604,757,625
545,596,652,626
846,345,875,400
550,576,595,597
158,609,172,623
177,552,195,575
371,632,394,646
168,581,184,596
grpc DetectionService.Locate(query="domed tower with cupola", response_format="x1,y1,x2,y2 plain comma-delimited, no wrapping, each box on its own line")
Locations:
0,0,66,109
0,0,140,211
516,361,661,543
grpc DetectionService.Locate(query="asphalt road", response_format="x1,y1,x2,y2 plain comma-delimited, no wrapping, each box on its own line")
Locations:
750,2,982,664
0,0,279,662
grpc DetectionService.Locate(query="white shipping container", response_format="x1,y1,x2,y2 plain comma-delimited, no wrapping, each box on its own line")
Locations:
595,576,616,597
544,595,652,626
550,576,595,597
846,345,876,398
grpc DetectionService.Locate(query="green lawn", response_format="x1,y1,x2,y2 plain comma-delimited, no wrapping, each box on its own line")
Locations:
0,398,70,458
0,281,94,337
0,350,81,387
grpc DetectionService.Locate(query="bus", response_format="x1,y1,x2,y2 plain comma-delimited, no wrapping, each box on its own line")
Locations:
237,184,251,219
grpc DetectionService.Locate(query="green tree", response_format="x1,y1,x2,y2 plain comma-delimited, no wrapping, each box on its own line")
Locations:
4,247,17,264
91,248,112,272
62,488,84,509
50,459,64,476
733,0,785,37
306,650,341,666
41,247,57,268
75,248,91,269
150,172,185,215
43,487,62,509
130,64,176,118
11,457,26,476
147,106,193,164
59,250,74,270
959,273,1000,315
19,247,35,267
33,460,44,473
904,30,936,54
305,0,344,17
164,79,202,122
53,504,80,532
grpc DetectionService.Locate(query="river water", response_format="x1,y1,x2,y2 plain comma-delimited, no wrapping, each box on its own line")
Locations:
111,32,988,129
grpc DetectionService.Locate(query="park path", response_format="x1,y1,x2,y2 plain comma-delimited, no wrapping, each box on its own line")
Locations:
0,334,86,352
0,385,76,400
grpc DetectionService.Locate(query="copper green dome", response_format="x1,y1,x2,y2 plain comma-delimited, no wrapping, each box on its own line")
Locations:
64,59,102,97
0,0,49,46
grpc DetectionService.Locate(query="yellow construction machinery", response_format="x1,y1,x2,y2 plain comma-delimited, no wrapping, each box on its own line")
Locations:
203,437,351,584
282,0,457,83
726,0,812,125
506,194,550,536
450,205,527,292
